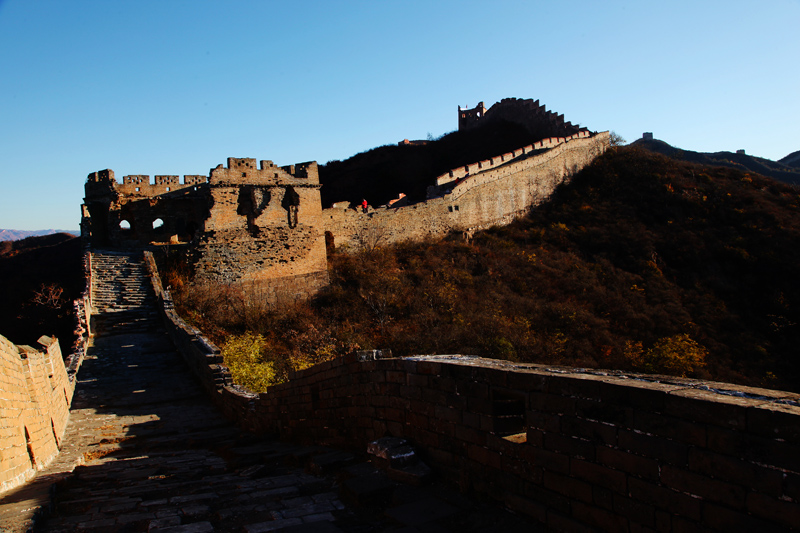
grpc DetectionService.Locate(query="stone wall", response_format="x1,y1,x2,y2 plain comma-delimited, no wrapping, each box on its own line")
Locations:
143,254,800,531
81,101,607,307
459,98,585,140
0,336,74,494
0,249,90,496
83,157,329,308
324,131,609,248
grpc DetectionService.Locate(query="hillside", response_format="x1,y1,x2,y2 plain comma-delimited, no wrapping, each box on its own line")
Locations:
780,149,800,168
0,233,83,346
176,146,800,392
632,137,800,185
319,119,551,207
0,228,78,241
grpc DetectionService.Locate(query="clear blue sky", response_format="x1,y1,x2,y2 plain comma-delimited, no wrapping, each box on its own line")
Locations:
1,0,798,231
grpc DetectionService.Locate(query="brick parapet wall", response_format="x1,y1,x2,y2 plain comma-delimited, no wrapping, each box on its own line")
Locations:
0,336,77,495
116,174,209,197
0,250,90,495
324,132,608,249
433,131,591,187
146,253,800,533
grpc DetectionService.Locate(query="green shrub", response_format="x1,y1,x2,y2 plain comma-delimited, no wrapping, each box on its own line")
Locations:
221,332,277,392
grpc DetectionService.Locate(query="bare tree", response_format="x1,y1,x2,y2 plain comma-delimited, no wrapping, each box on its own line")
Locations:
354,219,390,253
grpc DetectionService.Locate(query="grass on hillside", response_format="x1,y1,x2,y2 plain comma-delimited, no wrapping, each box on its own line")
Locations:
171,146,800,393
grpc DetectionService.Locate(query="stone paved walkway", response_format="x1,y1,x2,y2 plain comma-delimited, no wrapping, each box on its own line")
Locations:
1,329,541,533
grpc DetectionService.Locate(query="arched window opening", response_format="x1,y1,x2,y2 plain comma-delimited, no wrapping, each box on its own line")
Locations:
152,218,164,230
119,220,131,231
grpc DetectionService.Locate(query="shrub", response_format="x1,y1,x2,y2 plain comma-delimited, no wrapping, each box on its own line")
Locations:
221,332,277,392
626,334,707,377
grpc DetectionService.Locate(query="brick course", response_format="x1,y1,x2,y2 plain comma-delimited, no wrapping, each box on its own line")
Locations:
0,335,77,494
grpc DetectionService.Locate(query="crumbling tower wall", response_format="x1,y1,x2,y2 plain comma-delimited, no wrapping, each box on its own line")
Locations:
458,101,486,130
459,97,587,140
82,157,329,308
192,158,328,302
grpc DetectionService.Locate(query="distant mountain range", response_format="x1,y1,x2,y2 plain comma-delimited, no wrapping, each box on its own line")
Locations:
631,138,800,186
0,229,79,242
779,149,800,169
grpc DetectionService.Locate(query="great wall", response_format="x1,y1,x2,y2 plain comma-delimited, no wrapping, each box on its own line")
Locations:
1,99,799,531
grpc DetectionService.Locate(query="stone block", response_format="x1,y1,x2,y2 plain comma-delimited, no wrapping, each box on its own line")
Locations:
595,446,659,481
571,458,627,494
660,464,746,509
542,470,593,503
687,446,783,497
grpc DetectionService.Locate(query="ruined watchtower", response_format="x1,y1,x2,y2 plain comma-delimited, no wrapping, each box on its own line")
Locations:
458,101,486,130
81,157,328,307
458,98,587,140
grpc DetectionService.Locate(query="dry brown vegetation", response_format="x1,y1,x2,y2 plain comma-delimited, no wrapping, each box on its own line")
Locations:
171,147,800,392
0,234,83,346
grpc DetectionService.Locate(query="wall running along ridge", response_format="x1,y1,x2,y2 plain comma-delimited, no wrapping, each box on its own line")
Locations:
142,253,800,532
80,100,607,307
324,131,608,248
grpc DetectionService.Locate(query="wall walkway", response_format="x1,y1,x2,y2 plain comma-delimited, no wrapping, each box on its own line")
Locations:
144,253,800,531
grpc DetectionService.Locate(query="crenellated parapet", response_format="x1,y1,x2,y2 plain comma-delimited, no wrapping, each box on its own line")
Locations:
209,158,320,187
323,131,609,249
458,97,588,140
432,130,592,189
81,156,328,302
116,174,210,196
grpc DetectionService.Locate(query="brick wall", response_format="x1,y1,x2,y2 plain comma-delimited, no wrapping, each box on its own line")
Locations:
177,350,800,529
146,251,800,532
0,250,89,496
0,336,75,494
324,132,608,249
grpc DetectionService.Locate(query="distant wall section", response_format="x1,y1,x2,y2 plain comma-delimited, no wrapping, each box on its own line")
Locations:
324,132,609,248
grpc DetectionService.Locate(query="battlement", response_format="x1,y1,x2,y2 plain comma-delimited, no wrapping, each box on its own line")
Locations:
115,174,209,196
458,101,486,130
209,157,319,186
459,97,587,140
86,169,115,183
432,130,592,189
324,131,609,249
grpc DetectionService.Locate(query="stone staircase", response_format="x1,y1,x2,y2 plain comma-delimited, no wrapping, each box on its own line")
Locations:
90,251,160,336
